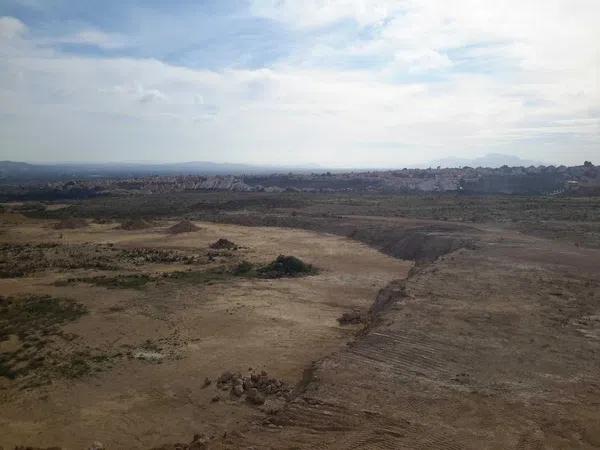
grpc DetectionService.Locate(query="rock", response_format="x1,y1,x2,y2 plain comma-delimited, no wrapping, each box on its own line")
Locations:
246,388,265,405
202,377,211,388
189,434,208,450
232,384,245,397
337,311,364,325
217,371,233,383
88,442,104,450
211,395,220,403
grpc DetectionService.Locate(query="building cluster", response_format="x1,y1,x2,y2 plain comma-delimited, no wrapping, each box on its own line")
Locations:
42,164,599,195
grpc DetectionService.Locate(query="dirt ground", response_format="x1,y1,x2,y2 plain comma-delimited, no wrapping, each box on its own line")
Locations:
2,195,600,449
213,220,600,450
0,217,410,449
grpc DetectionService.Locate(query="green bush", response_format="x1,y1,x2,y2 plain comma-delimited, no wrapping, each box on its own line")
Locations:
257,255,318,278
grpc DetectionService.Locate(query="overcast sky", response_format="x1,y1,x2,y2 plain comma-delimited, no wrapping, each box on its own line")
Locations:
0,0,599,167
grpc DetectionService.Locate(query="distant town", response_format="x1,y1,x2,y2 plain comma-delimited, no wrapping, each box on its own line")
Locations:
0,161,598,201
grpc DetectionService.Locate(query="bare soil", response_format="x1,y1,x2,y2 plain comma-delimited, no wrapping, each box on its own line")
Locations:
0,216,409,449
2,193,600,449
214,221,600,450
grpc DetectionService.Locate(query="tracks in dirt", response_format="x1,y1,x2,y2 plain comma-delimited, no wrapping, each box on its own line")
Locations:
215,218,600,449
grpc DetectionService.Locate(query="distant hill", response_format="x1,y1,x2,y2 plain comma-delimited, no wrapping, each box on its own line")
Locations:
0,160,321,182
428,154,546,169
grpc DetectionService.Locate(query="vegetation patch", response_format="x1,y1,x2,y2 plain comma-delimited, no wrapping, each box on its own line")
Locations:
232,260,254,276
0,295,87,342
66,274,153,290
0,242,120,278
119,247,203,265
0,295,88,382
257,255,318,278
163,269,231,285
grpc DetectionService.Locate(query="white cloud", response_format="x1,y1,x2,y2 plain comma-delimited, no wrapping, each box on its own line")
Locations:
54,30,127,49
1,2,599,166
249,0,398,28
393,48,453,73
0,16,27,39
138,88,166,104
106,83,168,103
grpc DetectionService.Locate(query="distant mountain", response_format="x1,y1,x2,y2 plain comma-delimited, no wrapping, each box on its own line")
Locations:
0,160,321,182
428,154,546,169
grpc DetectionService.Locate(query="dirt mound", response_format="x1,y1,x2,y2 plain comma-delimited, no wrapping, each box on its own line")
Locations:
167,220,200,234
118,219,154,231
258,255,317,278
53,218,88,229
209,238,238,250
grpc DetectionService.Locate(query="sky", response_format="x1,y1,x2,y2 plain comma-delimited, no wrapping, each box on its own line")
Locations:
0,0,599,167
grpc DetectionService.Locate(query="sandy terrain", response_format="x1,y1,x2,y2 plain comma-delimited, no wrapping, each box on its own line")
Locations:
2,200,600,450
215,218,600,450
0,217,410,449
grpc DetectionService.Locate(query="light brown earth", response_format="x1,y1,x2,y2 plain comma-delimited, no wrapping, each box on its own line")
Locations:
2,207,600,450
215,220,600,450
0,217,410,449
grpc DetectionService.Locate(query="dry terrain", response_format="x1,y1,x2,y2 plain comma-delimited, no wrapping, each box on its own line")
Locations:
0,214,409,448
1,193,600,449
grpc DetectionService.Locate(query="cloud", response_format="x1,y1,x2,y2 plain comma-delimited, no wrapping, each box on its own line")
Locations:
393,48,453,73
249,0,398,28
0,16,27,39
54,30,127,50
0,1,599,166
137,88,166,104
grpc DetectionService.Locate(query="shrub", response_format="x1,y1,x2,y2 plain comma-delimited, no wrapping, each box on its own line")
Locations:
257,255,318,278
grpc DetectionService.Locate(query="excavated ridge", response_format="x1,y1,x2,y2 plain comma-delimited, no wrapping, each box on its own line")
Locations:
213,223,600,449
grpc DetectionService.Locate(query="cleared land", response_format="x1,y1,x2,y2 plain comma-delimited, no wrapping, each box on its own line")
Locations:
0,215,409,448
1,193,600,449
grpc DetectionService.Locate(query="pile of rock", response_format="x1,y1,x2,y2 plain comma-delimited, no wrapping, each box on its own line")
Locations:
337,310,365,325
215,370,291,405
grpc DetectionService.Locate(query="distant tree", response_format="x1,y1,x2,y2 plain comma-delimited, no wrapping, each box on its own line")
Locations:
584,161,593,167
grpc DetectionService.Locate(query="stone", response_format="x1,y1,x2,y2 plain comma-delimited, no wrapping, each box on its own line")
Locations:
246,388,265,405
233,384,244,397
